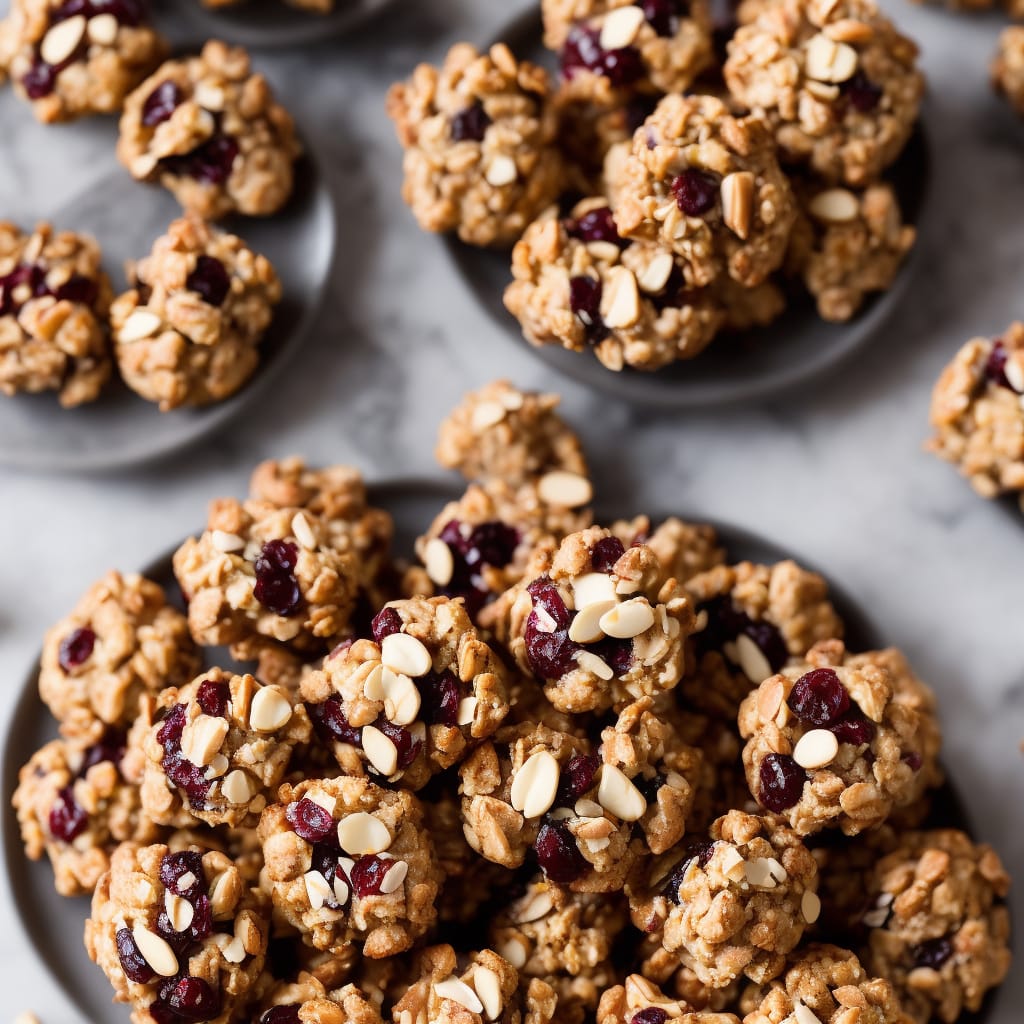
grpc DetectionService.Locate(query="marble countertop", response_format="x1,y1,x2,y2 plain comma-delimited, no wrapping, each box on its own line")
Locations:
1,0,1022,1019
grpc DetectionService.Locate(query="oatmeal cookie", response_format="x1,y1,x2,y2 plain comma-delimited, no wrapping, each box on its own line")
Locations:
254,974,383,1024
13,731,162,897
546,0,714,98
788,181,914,322
38,570,200,742
501,527,695,713
85,841,270,1024
172,490,361,656
0,221,112,406
258,776,440,957
141,669,311,828
300,596,510,790
682,560,843,722
627,810,819,988
504,200,725,371
715,276,787,333
738,639,941,836
0,0,166,123
393,944,559,1024
741,944,912,1024
993,26,1024,116
386,43,565,248
118,40,301,218
927,324,1024,505
611,94,796,288
436,379,590,492
723,0,923,186
110,215,281,410
609,515,726,588
489,878,629,1022
415,479,591,625
598,973,741,1022
829,829,1011,1024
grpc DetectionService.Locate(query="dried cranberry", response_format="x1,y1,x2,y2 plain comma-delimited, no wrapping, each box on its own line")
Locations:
555,752,601,806
350,854,391,897
758,753,806,812
58,626,95,672
48,787,88,842
116,927,154,984
565,206,623,246
788,668,850,727
912,936,954,969
162,135,239,185
152,975,221,1023
80,730,127,775
591,536,625,573
523,578,579,679
261,1009,300,1024
569,275,608,346
253,539,301,617
371,606,403,642
142,80,184,127
561,24,644,87
195,677,229,717
186,255,231,307
641,0,690,35
903,751,922,772
21,59,57,100
418,670,461,727
634,771,665,805
286,798,336,843
632,1009,670,1024
985,340,1020,392
671,169,718,216
842,71,882,112
307,695,362,746
591,634,635,675
55,274,99,305
830,713,876,746
450,100,491,142
328,638,355,660
0,263,47,315
436,519,520,619
694,598,786,673
157,892,212,952
535,821,588,883
742,620,788,674
157,704,212,808
375,717,422,769
53,0,145,26
310,842,344,884
160,851,205,901
662,839,715,902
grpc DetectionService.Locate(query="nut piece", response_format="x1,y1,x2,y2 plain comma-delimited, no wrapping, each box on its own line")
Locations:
249,687,293,732
132,924,178,977
721,171,755,240
337,811,392,855
599,599,654,639
434,976,484,1014
602,267,641,329
597,764,647,822
119,309,163,343
41,15,87,66
474,965,504,1019
804,33,859,84
793,729,840,769
808,188,860,223
363,725,399,776
600,5,646,49
485,156,518,187
381,632,433,678
424,537,455,586
537,471,593,508
510,750,560,819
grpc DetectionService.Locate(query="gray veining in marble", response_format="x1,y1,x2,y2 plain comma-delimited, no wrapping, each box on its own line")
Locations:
0,0,1022,1019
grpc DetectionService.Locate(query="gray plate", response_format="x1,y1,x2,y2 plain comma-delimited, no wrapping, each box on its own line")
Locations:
0,151,336,473
0,479,981,1022
156,0,396,49
446,8,931,409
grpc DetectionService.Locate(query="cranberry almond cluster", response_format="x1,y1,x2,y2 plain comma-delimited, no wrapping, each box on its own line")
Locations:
13,382,1012,1024
387,0,923,374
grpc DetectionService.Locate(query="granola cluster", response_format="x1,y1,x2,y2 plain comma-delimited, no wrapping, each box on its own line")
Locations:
389,0,921,373
16,382,1008,1024
110,215,281,410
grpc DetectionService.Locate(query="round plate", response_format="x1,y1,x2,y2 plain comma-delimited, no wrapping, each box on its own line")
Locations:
156,0,395,49
0,151,336,473
1,479,981,1022
445,7,931,409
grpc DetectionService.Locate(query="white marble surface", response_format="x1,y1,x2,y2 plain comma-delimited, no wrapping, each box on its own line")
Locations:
0,0,1022,1019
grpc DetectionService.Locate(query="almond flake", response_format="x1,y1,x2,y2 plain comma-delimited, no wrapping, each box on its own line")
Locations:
249,686,293,731
473,965,504,1020
597,764,647,821
291,512,317,550
180,714,229,768
637,251,675,293
457,696,478,726
379,859,409,894
424,537,455,586
221,769,254,805
721,171,755,240
574,797,604,818
757,676,786,721
381,632,432,677
602,266,641,329
744,857,778,888
793,728,839,769
119,309,162,343
306,789,336,816
498,936,529,968
304,869,332,910
338,812,392,855
599,598,654,639
435,977,483,1014
382,670,422,726
510,750,560,819
801,889,822,923
809,188,860,223
720,846,746,882
132,925,178,977
194,82,226,111
471,400,507,431
363,725,399,776
804,32,858,83
485,155,518,187
87,12,118,44
537,471,593,508
333,875,350,904
568,599,616,643
164,892,194,932
211,529,245,553
795,1003,825,1024
41,15,86,66
221,936,246,963
575,649,614,679
573,571,618,609
599,4,645,49
204,753,229,781
735,632,773,683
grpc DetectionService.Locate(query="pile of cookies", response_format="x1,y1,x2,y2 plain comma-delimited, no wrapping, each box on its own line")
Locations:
0,0,302,410
387,0,922,373
14,381,1012,1024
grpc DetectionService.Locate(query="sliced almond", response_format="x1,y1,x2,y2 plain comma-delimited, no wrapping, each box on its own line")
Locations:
599,598,655,639
381,670,422,726
87,12,118,45
824,18,874,43
179,714,229,768
164,892,194,933
720,846,747,882
499,936,530,969
204,753,229,781
473,965,504,1020
602,266,641,329
304,789,336,816
41,15,86,66
572,571,618,609
424,537,455,586
537,471,593,509
637,251,675,293
809,188,860,224
795,1003,825,1024
221,769,254,805
363,725,399,776
249,686,293,732
574,798,604,818
471,400,507,431
802,889,822,923
435,977,484,1014
517,888,553,922
576,650,614,680
333,875,350,905
735,632,773,683
291,512,317,550
1006,357,1024,393
119,309,162,343
597,764,647,822
211,529,245,553
485,155,518,187
304,869,332,911
721,171,755,240
744,857,778,888
337,812,392,855
793,728,839,769
220,936,246,963
381,632,432,677
568,599,616,643
806,79,840,101
457,696,478,726
194,82,226,111
757,676,786,721
599,4,646,49
379,859,409,894
804,33,858,83
132,925,178,977
510,750,560,819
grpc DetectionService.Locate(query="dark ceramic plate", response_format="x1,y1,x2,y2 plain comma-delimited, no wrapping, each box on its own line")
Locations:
0,151,335,472
156,0,395,50
445,8,931,408
1,480,982,1022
